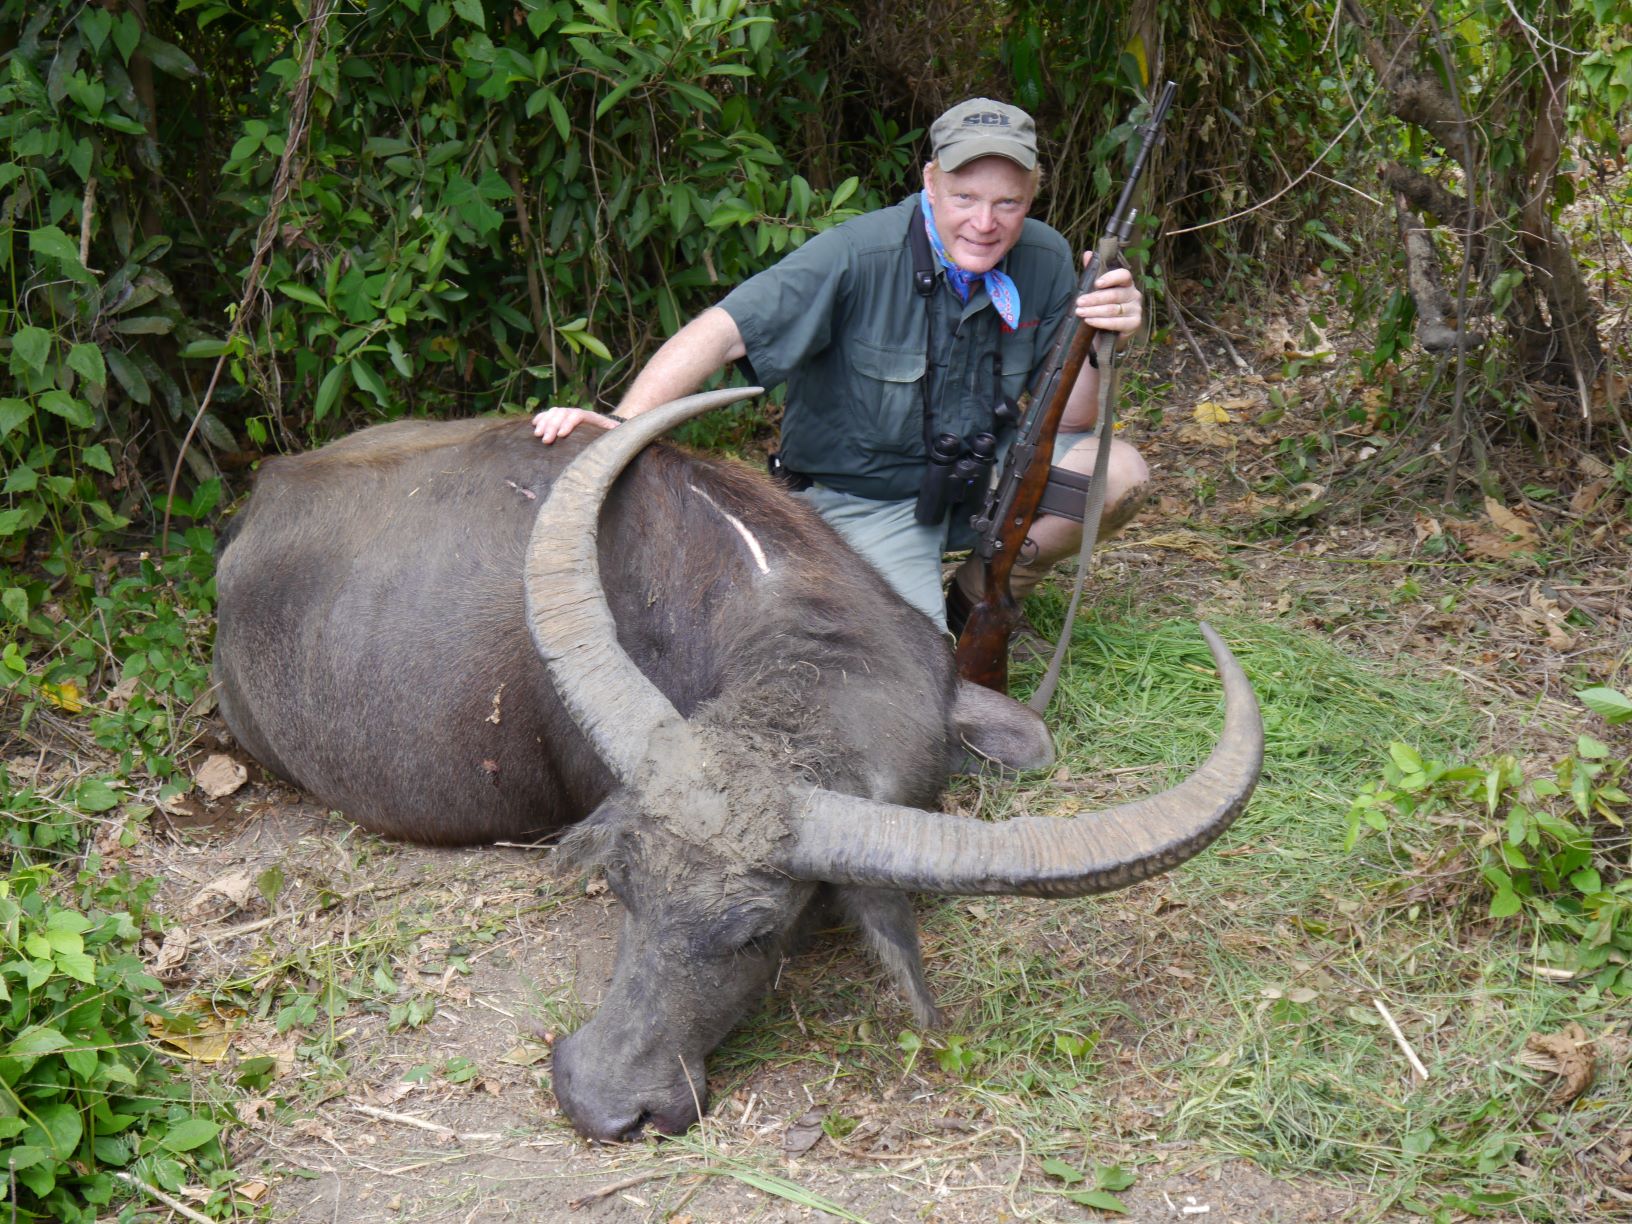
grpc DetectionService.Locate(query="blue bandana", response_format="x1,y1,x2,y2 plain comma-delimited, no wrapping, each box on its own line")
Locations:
920,192,1021,330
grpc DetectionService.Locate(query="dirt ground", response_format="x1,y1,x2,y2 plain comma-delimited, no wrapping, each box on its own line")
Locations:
20,303,1631,1222
131,792,1366,1224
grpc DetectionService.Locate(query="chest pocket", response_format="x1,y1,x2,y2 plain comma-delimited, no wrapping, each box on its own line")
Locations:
998,324,1041,406
849,338,926,453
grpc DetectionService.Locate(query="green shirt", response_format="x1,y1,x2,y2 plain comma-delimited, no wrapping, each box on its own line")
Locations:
718,193,1077,502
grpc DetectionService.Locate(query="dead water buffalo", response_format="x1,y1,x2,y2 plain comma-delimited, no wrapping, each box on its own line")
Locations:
213,388,1263,1141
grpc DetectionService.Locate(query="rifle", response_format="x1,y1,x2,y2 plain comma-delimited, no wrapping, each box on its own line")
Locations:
955,81,1176,696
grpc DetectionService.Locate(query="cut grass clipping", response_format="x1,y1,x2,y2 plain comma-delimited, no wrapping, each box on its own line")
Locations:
703,612,1623,1220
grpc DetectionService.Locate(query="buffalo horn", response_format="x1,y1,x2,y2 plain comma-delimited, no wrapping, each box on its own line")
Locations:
523,387,765,784
781,624,1263,896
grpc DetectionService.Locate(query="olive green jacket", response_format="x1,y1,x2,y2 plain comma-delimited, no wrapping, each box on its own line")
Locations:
718,193,1077,502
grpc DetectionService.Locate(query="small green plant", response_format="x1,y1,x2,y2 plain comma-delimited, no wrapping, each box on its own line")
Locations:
1346,687,1632,992
1040,1156,1138,1213
0,867,233,1222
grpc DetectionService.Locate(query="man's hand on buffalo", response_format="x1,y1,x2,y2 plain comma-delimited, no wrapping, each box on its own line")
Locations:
532,405,621,444
1076,262,1142,335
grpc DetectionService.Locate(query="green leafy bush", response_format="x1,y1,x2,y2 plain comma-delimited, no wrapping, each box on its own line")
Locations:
0,867,231,1223
1346,688,1632,992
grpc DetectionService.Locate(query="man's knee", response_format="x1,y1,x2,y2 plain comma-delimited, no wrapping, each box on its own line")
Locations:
1058,437,1149,513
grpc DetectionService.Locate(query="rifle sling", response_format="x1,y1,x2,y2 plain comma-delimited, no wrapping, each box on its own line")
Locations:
1029,328,1117,714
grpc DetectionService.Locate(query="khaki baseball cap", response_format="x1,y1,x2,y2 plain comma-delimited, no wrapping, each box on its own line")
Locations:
930,98,1038,171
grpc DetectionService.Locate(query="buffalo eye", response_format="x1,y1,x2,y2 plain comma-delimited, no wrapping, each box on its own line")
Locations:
694,905,780,961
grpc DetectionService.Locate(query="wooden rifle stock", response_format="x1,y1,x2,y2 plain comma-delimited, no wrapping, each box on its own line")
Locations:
953,321,1103,693
954,82,1176,694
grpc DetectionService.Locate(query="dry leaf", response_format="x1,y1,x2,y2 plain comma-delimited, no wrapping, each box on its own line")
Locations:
147,1003,241,1063
1193,400,1233,424
1518,1022,1594,1102
192,868,257,911
783,1109,826,1155
1413,515,1443,545
151,925,195,978
1484,497,1538,542
1570,479,1609,516
235,1180,271,1203
41,680,83,714
105,675,141,710
1259,319,1295,357
195,754,248,799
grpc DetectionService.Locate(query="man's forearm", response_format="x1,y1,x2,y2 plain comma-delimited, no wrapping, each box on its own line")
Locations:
1059,358,1100,432
615,307,748,419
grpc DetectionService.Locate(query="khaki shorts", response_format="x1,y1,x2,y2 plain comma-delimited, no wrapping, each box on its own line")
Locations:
795,430,1089,631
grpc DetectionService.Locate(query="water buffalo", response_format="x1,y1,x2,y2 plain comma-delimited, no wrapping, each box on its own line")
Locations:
213,388,1262,1142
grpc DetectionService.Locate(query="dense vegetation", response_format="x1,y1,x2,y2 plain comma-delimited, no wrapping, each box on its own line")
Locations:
1,1,1627,1219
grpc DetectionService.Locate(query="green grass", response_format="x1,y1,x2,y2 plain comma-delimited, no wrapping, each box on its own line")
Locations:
705,607,1624,1221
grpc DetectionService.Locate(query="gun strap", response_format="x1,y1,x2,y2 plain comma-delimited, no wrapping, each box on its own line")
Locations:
1029,327,1117,714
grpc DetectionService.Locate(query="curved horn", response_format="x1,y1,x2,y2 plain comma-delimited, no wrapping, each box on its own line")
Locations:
781,624,1262,896
523,388,764,783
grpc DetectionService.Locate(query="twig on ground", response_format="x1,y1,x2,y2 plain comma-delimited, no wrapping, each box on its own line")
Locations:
115,1171,217,1224
570,1167,688,1210
349,1102,504,1142
1373,996,1430,1082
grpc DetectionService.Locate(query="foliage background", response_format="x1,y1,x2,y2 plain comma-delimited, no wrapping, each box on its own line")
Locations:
1,2,1628,1218
2,0,1627,568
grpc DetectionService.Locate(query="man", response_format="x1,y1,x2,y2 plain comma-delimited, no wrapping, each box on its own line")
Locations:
533,98,1146,637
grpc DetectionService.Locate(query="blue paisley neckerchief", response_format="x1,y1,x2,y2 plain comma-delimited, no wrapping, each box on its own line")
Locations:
920,192,1021,330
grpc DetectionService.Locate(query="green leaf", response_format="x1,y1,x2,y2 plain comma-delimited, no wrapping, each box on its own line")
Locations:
0,398,32,438
453,0,484,27
313,363,349,422
2,588,27,621
179,338,230,359
595,72,646,121
1388,743,1424,773
29,224,82,265
1488,888,1523,919
427,2,450,35
349,358,390,408
34,1101,83,1157
113,11,141,62
5,1146,47,1173
75,777,122,813
40,390,95,428
1040,1158,1084,1184
7,1025,72,1057
12,326,53,373
158,1116,221,1153
1063,1189,1128,1213
82,443,116,475
278,282,330,310
105,348,152,404
139,33,201,78
110,315,175,335
1577,687,1632,725
80,6,114,52
55,949,97,984
68,343,107,388
830,176,859,209
1095,1165,1137,1192
1570,867,1603,894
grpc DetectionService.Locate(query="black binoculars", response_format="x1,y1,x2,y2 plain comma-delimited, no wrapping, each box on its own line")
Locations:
914,430,998,526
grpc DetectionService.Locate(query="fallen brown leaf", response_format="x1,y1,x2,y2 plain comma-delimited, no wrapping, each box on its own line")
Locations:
1518,1022,1594,1102
195,754,248,799
1485,496,1539,542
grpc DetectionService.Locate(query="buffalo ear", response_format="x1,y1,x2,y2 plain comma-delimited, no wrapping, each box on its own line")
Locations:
551,794,627,875
951,680,1055,774
835,887,940,1028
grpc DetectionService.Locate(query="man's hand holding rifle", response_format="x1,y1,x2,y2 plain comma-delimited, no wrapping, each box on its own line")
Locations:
956,82,1177,702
